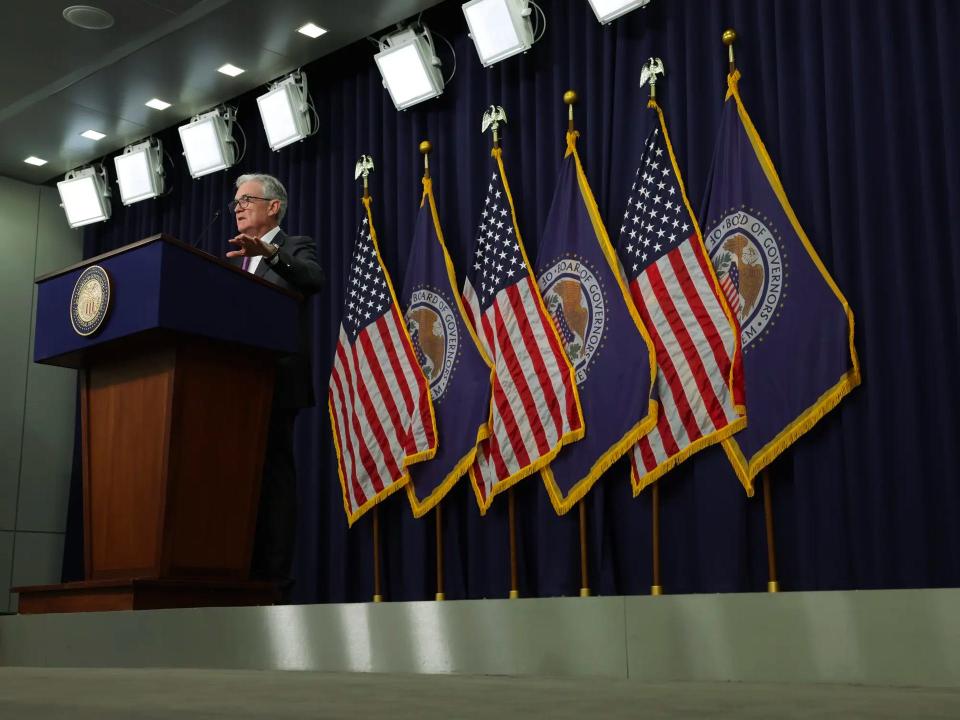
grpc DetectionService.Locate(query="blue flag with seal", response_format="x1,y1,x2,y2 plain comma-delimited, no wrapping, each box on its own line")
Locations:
536,130,659,513
401,174,493,517
701,70,861,494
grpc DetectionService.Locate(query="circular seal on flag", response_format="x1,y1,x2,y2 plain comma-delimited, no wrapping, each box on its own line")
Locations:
70,265,111,337
537,256,607,386
704,209,788,352
406,286,460,402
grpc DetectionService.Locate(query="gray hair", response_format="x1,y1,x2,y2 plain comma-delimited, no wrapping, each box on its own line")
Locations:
236,173,288,223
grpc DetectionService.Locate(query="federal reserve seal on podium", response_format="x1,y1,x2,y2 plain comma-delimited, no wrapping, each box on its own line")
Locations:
70,265,111,336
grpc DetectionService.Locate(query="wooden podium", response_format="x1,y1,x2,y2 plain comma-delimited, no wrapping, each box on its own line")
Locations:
15,235,301,613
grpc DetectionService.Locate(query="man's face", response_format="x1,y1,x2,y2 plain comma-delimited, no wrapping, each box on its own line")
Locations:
234,180,279,236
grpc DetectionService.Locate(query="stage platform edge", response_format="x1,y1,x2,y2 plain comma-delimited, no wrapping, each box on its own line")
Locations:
2,589,958,688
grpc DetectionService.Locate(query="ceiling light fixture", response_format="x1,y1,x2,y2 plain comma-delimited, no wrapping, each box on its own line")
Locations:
114,138,166,206
297,22,327,38
462,0,545,67
145,98,171,110
586,0,651,24
374,24,448,110
257,71,317,151
62,5,114,30
24,156,48,166
57,164,112,228
218,63,245,77
81,129,106,141
178,106,240,179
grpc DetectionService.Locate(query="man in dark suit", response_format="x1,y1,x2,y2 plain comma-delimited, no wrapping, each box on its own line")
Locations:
225,173,324,594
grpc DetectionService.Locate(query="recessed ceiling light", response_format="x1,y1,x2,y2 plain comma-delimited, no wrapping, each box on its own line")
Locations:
145,98,171,110
63,5,114,30
24,156,48,166
81,129,106,141
297,22,327,38
218,63,245,77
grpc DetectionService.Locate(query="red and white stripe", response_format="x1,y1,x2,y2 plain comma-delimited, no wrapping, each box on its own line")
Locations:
719,274,740,317
629,235,741,486
463,275,581,506
329,306,436,523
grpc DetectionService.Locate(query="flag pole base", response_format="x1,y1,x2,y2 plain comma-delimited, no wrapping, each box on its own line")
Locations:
435,592,445,601
373,594,384,603
767,581,780,593
651,585,664,596
579,587,591,598
509,589,519,599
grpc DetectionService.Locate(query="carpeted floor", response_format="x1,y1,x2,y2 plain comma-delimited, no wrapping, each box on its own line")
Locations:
0,668,958,719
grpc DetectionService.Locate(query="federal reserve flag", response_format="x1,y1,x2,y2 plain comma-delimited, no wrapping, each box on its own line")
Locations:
615,100,746,495
537,131,658,513
328,197,437,525
701,71,861,494
401,176,493,517
462,147,584,513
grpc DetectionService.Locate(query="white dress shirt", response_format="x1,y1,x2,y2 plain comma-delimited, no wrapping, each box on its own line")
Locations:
245,226,282,275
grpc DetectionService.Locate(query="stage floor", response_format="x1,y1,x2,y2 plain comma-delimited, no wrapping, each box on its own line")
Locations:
1,668,959,720
2,589,960,690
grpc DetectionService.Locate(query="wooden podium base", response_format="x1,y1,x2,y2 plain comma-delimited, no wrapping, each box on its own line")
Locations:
13,578,280,615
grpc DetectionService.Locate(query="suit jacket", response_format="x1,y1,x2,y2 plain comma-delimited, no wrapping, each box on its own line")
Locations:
248,229,325,409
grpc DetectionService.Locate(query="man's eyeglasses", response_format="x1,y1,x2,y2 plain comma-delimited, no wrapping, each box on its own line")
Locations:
228,195,273,212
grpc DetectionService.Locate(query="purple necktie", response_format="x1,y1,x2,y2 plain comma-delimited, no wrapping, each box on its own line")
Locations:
242,255,251,272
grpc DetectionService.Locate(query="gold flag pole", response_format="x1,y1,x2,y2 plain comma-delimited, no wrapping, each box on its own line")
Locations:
421,139,433,180
564,89,577,134
722,28,737,74
372,507,383,602
651,482,663,595
763,469,780,592
563,89,592,599
435,503,445,601
720,29,779,593
482,106,519,600
640,58,666,597
419,138,446,603
355,154,381,602
508,489,519,599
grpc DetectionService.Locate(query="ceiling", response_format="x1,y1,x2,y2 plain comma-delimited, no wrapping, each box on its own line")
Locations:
0,0,443,184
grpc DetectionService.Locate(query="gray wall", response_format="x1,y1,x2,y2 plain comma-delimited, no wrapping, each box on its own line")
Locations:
0,176,81,613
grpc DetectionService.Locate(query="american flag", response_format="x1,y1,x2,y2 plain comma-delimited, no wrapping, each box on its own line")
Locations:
720,260,741,316
462,151,583,511
329,201,436,525
615,105,745,492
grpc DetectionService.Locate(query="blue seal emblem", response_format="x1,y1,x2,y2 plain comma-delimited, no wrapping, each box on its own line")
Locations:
705,208,789,352
406,286,461,402
537,256,607,386
70,265,111,337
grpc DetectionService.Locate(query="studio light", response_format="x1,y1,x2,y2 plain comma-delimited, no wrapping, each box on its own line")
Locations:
462,0,544,67
57,165,112,229
257,71,316,151
586,0,651,24
114,138,166,205
178,106,238,178
374,25,445,110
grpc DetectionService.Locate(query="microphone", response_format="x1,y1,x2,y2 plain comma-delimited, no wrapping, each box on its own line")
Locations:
191,208,222,250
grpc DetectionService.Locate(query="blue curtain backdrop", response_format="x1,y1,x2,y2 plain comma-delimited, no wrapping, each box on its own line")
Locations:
67,0,960,602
